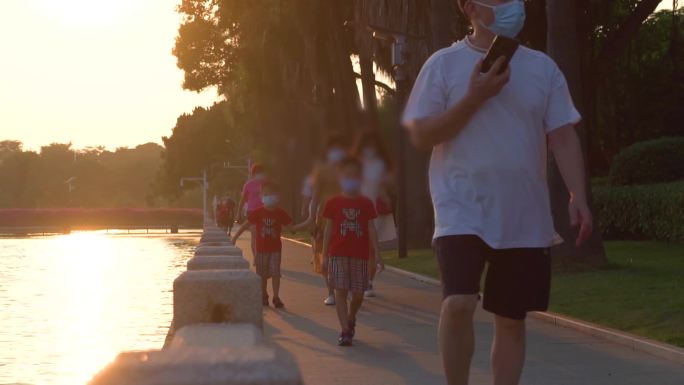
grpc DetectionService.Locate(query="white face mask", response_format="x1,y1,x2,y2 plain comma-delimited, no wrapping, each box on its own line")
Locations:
327,148,346,163
253,173,265,180
471,0,526,38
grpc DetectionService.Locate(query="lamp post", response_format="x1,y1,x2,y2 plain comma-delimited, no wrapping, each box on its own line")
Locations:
180,169,208,224
181,159,252,226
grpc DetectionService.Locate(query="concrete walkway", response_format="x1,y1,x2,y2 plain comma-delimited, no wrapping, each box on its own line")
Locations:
236,238,684,385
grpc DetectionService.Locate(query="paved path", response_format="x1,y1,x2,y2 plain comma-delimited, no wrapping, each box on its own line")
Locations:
236,238,684,385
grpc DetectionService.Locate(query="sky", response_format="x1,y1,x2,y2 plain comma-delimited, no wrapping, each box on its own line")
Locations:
0,1,673,151
0,0,217,151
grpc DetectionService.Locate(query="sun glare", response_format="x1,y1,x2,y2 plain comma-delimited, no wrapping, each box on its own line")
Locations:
35,0,136,26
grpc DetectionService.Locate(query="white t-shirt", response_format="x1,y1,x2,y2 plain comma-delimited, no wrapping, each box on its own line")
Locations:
402,39,581,249
361,157,386,201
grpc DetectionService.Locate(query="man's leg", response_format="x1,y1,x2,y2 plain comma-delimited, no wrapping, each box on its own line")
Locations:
439,294,478,385
334,289,350,331
491,315,526,385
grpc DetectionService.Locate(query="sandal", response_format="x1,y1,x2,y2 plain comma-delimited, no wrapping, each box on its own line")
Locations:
348,319,356,338
272,297,285,309
337,331,352,347
262,295,269,306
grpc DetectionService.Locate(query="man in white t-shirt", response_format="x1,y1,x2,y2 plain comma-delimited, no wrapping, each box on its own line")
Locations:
403,1,593,384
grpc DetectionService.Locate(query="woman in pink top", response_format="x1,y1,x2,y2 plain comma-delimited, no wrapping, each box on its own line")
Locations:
237,163,265,255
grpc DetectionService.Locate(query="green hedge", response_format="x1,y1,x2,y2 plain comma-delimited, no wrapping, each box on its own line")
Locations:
608,137,684,186
593,182,684,242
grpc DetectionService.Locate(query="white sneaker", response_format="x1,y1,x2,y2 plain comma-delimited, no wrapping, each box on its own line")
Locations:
324,295,336,306
364,288,375,298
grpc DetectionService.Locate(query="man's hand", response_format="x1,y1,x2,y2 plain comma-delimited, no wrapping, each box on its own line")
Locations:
466,56,510,105
569,198,593,247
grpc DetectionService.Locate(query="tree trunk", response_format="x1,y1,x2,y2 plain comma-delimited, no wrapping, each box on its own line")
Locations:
402,0,458,249
546,0,607,268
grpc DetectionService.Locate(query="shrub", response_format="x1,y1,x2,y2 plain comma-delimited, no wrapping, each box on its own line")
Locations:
608,137,684,186
592,182,684,242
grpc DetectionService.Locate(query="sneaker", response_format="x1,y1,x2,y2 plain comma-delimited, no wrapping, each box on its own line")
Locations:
324,294,336,306
364,282,376,298
272,297,284,309
262,295,269,306
337,331,352,347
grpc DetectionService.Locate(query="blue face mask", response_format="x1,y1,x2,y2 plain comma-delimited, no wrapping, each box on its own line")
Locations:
472,0,526,38
339,178,362,194
327,148,346,163
262,195,279,207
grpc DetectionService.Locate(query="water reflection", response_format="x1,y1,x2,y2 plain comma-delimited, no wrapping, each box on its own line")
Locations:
0,231,197,385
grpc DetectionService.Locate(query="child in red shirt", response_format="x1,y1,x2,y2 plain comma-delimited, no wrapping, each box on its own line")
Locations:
322,157,384,346
232,182,293,308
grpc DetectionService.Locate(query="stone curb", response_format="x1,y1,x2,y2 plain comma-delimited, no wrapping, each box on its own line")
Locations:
282,237,684,366
529,311,684,365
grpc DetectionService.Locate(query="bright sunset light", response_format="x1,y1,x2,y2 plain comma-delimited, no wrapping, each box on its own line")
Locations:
0,1,216,151
1,1,683,385
34,0,136,26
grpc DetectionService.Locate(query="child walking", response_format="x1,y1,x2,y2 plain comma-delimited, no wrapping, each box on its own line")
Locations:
322,157,384,346
232,181,293,308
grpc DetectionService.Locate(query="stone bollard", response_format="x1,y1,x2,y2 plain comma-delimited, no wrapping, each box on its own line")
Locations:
88,346,303,385
199,241,233,247
173,269,262,330
200,235,231,244
170,323,263,349
195,245,243,257
201,231,230,237
187,255,249,271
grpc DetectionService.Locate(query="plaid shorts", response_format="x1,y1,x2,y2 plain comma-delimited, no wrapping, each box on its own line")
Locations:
328,256,369,294
254,252,282,278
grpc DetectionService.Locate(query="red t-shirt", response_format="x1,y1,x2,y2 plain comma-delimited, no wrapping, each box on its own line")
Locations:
323,194,378,259
248,207,292,253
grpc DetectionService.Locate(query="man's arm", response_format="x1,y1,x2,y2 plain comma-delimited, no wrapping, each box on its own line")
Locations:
548,124,593,246
406,57,510,150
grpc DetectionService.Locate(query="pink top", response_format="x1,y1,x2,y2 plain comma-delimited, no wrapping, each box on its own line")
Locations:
241,178,264,212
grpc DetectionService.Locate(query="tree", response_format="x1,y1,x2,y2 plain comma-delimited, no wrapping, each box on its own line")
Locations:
546,0,607,267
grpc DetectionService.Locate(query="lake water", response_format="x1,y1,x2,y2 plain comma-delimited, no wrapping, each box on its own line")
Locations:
0,231,198,385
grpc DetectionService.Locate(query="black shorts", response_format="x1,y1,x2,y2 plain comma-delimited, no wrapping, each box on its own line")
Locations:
434,235,551,320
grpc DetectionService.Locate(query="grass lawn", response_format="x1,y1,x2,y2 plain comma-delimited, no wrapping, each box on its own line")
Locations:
383,241,684,348
286,231,312,243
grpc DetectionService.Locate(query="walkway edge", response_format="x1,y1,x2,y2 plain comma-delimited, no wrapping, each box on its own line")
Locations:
282,237,684,365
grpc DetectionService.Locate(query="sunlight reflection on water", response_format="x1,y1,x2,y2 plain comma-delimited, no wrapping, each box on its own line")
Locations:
0,231,198,385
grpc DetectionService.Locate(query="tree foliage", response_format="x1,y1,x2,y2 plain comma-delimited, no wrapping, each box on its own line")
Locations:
0,141,165,208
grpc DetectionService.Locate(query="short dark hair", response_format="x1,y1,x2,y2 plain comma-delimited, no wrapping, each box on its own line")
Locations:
261,181,279,193
325,132,349,150
352,130,393,171
251,163,264,176
337,156,362,173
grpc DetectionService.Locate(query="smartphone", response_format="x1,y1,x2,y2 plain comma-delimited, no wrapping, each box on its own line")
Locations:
481,35,520,74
